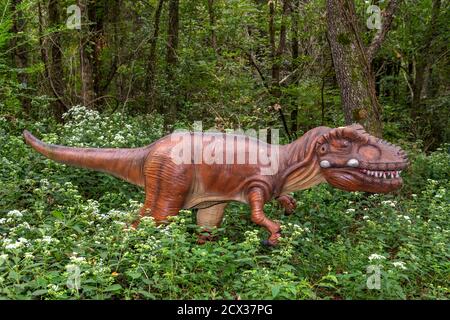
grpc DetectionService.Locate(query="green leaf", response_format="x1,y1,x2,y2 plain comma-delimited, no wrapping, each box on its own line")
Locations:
72,225,84,234
8,270,19,281
271,285,281,299
137,290,156,299
104,284,122,292
321,275,338,284
126,271,142,280
32,289,48,296
51,210,64,220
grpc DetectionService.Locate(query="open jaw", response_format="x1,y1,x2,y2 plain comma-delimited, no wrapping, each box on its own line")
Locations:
349,166,404,186
322,164,407,193
360,168,402,180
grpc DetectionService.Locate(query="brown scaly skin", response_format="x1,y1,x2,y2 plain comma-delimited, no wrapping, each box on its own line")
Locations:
23,124,408,246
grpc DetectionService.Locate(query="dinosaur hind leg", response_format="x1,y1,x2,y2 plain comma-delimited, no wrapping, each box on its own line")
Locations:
196,203,227,244
131,198,154,228
132,158,192,227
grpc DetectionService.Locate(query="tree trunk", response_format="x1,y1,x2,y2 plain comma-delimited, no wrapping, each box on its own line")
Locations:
165,0,180,131
271,0,289,87
88,0,106,105
11,0,31,115
206,0,217,51
48,0,67,118
268,0,275,81
268,0,292,141
146,0,165,113
290,0,299,71
78,0,95,107
326,0,382,137
411,0,441,118
37,1,50,93
290,0,300,134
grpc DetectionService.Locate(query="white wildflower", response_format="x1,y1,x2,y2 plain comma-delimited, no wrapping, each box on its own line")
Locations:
70,255,86,264
114,221,126,227
20,222,31,229
0,254,8,264
402,215,411,223
346,208,356,214
114,133,125,143
5,238,27,250
392,261,407,270
24,252,34,259
381,200,396,207
7,210,23,218
5,244,16,250
40,179,50,189
47,284,60,292
42,236,53,243
368,253,386,261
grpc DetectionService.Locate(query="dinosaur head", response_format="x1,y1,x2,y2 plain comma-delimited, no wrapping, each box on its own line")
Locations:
315,124,409,193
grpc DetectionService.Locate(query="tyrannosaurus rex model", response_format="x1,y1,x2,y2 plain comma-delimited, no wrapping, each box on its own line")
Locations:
23,124,408,245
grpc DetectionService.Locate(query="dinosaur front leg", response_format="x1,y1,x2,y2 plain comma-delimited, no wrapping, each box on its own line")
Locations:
248,188,281,246
276,195,297,215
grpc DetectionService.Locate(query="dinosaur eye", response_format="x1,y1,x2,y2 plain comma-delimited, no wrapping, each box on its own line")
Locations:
318,144,328,154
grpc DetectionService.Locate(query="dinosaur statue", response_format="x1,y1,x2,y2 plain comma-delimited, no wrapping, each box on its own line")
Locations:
23,124,408,245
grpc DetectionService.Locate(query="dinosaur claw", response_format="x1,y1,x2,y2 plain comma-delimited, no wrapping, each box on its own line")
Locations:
261,239,278,247
261,230,281,247
278,195,297,215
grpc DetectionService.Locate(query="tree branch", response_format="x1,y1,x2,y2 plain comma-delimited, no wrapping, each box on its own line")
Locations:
246,52,269,90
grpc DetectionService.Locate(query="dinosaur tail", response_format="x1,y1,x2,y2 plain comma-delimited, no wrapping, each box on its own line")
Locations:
23,130,149,187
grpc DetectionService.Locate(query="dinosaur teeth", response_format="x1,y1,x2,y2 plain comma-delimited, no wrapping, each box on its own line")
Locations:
361,169,402,179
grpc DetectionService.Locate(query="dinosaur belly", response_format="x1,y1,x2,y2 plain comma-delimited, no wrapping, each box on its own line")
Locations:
183,193,247,210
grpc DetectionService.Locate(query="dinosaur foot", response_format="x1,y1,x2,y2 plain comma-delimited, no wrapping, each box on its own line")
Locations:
197,229,218,245
261,230,282,247
277,195,297,215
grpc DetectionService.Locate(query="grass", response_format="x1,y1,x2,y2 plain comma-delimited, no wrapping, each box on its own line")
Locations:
0,108,449,299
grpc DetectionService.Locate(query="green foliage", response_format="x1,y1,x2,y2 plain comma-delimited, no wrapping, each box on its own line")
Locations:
0,114,449,300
